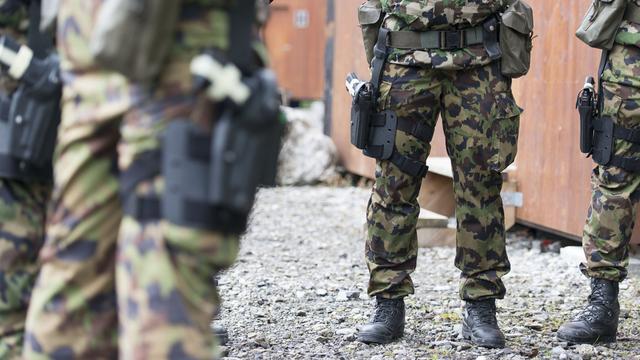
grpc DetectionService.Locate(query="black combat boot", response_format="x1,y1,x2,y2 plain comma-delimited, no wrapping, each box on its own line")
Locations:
461,299,506,348
213,324,229,345
357,297,405,344
557,278,620,344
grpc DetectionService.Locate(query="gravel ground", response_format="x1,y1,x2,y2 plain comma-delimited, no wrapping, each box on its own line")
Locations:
218,186,640,360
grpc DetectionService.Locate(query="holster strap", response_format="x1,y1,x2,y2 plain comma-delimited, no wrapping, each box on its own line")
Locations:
120,150,162,221
123,195,161,222
593,118,640,144
608,155,640,172
389,152,429,178
371,114,434,143
388,25,484,50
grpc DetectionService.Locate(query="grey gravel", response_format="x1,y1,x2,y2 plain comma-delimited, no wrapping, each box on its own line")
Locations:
219,186,640,359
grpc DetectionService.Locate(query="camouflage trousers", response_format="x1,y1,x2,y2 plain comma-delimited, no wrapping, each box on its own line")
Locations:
22,74,239,359
581,44,640,283
0,180,49,359
366,61,520,301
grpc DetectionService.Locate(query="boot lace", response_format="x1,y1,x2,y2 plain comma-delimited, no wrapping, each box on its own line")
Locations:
372,299,401,323
574,281,615,323
467,301,498,325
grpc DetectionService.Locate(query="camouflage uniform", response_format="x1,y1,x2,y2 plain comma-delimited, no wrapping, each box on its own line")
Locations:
22,1,266,359
0,1,51,358
581,19,640,282
366,0,520,301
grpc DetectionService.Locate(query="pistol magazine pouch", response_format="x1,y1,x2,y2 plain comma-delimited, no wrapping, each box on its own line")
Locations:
0,54,61,182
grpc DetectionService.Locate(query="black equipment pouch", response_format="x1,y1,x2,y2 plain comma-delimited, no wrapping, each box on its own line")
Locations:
346,27,430,178
0,1,61,182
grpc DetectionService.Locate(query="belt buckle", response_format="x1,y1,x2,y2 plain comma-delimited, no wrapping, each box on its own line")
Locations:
441,30,464,50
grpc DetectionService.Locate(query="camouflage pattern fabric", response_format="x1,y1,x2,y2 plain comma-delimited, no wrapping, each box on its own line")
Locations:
581,43,640,282
366,61,520,301
380,0,509,30
0,1,51,358
0,181,49,360
23,1,247,359
381,0,510,69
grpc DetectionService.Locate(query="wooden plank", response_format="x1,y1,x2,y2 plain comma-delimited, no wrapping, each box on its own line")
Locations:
427,157,454,179
416,208,449,229
502,181,517,231
417,227,456,248
418,173,456,217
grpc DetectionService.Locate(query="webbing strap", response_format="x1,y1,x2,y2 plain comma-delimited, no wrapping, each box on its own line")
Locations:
119,150,162,199
371,114,434,142
123,195,161,222
608,156,640,172
593,118,640,144
371,28,390,107
229,0,256,74
389,152,429,178
27,0,54,59
388,26,484,50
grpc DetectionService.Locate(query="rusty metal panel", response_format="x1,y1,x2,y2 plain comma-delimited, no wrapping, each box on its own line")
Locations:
264,0,327,100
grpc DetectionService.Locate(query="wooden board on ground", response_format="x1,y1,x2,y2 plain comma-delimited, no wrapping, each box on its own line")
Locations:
418,173,456,217
416,208,449,229
419,157,519,231
417,227,457,248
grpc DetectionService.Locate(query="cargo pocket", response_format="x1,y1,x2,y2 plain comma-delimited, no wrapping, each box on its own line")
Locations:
487,92,522,172
358,0,384,65
500,0,534,78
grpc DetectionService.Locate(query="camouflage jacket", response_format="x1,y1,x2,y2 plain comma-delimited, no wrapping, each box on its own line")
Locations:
616,1,640,48
381,0,510,69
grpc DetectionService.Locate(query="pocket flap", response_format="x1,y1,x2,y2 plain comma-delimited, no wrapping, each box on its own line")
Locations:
502,1,534,35
494,92,523,119
358,2,383,25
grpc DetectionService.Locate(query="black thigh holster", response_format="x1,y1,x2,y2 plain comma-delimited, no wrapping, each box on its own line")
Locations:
349,28,431,178
0,55,61,182
161,120,249,233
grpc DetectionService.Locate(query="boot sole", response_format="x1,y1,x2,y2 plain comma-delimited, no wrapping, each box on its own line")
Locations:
556,333,616,345
461,325,505,349
357,326,404,345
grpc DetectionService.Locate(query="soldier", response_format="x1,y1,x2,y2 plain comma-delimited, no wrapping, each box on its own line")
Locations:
22,0,278,358
0,0,57,357
557,1,640,345
355,0,531,348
